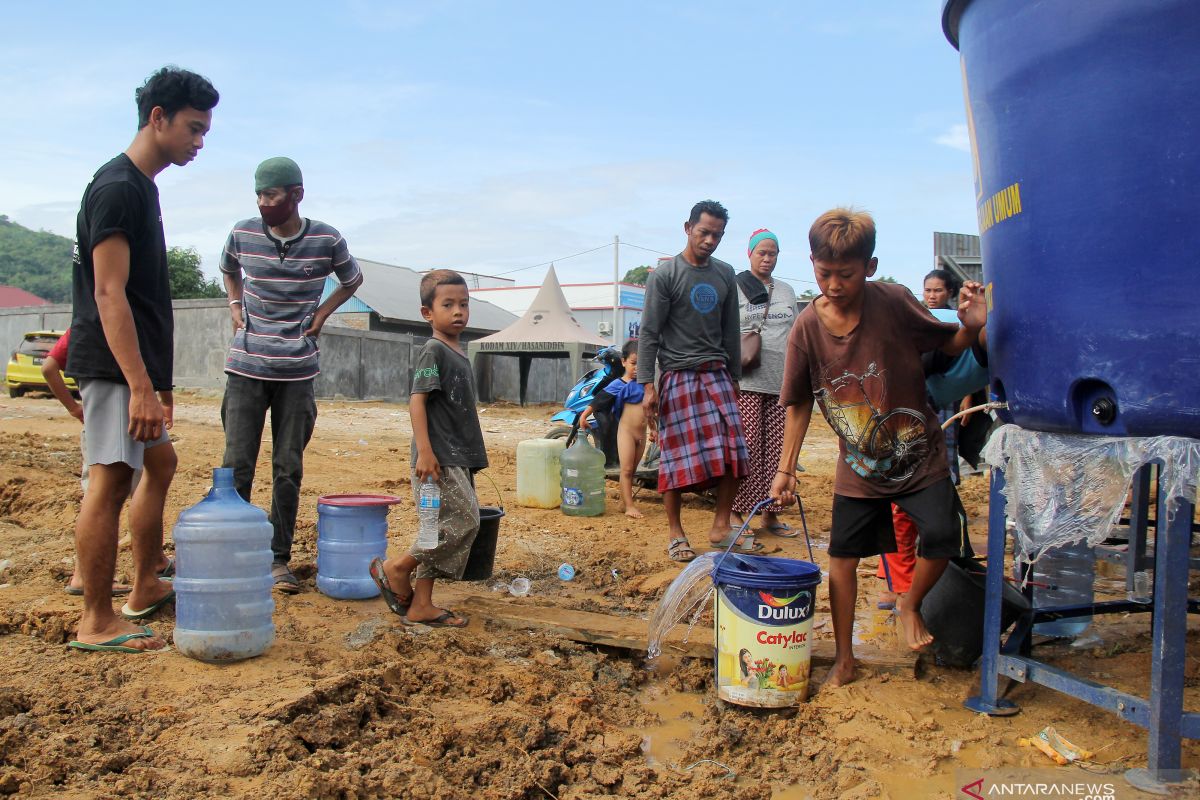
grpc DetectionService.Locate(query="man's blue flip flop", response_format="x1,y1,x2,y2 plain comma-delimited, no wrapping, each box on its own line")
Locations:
67,625,159,654
120,590,176,620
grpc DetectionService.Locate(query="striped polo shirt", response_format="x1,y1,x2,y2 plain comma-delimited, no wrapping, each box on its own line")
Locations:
220,218,361,381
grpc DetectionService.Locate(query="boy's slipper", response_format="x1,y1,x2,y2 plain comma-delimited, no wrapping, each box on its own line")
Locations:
271,563,301,594
67,625,160,654
369,557,412,616
710,528,764,554
120,590,176,620
667,537,697,563
400,610,469,628
760,523,801,538
158,556,176,579
64,582,132,597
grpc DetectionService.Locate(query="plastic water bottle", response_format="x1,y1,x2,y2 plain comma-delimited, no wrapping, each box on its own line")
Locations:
417,477,440,549
173,468,275,662
560,438,606,517
1030,540,1095,638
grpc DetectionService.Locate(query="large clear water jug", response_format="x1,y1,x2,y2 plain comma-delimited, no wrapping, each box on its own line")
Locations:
1029,540,1095,638
173,468,275,662
316,494,401,600
516,438,565,508
560,438,606,517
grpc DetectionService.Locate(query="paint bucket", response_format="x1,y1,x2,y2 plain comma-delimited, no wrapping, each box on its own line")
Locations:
712,553,823,707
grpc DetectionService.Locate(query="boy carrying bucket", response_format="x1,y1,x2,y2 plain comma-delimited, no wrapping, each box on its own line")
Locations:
369,270,487,627
769,209,985,686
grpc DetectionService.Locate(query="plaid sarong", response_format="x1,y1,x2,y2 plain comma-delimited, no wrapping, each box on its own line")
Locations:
657,363,748,492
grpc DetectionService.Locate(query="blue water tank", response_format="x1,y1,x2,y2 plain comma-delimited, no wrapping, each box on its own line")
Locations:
943,0,1200,437
173,468,275,662
316,494,401,599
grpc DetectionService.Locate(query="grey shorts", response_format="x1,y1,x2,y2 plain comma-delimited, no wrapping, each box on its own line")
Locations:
79,429,143,493
79,379,170,471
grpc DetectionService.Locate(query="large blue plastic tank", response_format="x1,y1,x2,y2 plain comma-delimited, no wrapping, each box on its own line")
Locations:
943,0,1200,437
173,468,275,662
316,494,401,600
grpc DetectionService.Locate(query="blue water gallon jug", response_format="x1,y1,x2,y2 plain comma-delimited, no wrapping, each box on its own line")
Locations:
316,494,401,599
173,468,275,662
943,0,1200,437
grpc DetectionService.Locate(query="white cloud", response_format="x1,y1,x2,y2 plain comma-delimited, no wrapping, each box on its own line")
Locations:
935,123,971,153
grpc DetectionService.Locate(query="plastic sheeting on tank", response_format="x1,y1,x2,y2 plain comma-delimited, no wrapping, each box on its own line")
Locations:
982,424,1200,564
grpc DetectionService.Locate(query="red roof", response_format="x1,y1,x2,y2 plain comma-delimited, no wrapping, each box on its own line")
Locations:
0,286,49,308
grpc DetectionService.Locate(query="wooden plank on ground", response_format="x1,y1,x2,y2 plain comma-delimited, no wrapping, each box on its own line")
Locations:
458,594,916,675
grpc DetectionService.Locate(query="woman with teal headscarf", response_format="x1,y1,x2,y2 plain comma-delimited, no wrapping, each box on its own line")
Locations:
731,229,800,538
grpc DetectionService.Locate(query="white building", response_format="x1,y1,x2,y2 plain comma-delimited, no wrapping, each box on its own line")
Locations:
472,279,645,343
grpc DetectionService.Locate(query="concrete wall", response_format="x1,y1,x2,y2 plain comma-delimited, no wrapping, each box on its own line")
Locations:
0,303,72,355
1,301,578,405
172,299,235,389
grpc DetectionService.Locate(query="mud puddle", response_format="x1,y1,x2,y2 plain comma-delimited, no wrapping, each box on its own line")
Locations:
630,684,706,768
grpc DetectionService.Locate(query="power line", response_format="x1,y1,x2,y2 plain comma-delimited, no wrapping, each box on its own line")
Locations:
772,273,819,285
620,241,673,257
493,243,614,276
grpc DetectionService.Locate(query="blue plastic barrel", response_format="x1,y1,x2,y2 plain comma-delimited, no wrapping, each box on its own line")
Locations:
173,468,275,662
943,0,1200,437
316,494,401,599
712,554,823,707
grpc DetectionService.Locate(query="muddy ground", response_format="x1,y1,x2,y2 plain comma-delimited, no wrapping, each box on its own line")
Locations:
0,391,1196,799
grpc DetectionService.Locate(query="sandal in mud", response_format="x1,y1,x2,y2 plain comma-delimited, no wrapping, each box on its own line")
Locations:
401,610,469,628
710,528,764,554
369,557,411,616
271,562,301,594
668,537,697,563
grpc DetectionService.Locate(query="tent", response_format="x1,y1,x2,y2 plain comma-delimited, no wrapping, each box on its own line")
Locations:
467,266,609,405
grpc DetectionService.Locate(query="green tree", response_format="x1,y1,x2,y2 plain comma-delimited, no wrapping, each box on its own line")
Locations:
168,246,224,299
0,215,73,302
799,289,819,302
622,265,652,285
875,275,898,283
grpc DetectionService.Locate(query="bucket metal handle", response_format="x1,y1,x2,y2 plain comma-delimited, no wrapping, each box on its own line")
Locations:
477,470,504,512
721,493,815,566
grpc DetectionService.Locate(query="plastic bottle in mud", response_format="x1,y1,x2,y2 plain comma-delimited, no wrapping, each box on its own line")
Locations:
417,477,440,549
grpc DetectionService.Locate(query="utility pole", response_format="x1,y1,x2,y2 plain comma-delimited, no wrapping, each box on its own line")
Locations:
612,234,620,338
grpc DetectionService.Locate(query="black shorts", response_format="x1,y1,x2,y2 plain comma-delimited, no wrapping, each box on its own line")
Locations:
828,478,972,560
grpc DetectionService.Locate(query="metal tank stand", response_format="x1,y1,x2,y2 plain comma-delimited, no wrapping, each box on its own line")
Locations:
966,463,1199,791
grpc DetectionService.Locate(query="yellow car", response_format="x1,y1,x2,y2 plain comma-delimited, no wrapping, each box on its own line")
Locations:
6,330,77,398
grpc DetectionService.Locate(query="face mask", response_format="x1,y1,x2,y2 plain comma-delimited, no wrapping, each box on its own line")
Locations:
259,192,297,228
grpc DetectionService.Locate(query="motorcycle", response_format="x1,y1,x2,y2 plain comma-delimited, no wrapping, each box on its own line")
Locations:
544,346,660,489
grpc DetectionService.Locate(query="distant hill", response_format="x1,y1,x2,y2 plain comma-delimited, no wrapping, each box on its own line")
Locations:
0,215,73,303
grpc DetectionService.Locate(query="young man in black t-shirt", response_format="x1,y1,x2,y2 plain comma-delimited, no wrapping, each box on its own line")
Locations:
65,67,218,655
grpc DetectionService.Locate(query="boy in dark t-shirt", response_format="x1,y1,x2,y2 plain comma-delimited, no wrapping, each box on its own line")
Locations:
370,270,487,628
66,66,218,655
770,209,986,687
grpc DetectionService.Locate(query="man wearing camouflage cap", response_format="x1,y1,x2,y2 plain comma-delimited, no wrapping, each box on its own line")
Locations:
220,157,364,592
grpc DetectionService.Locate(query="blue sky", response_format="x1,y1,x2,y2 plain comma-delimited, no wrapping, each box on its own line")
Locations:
1,1,975,295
